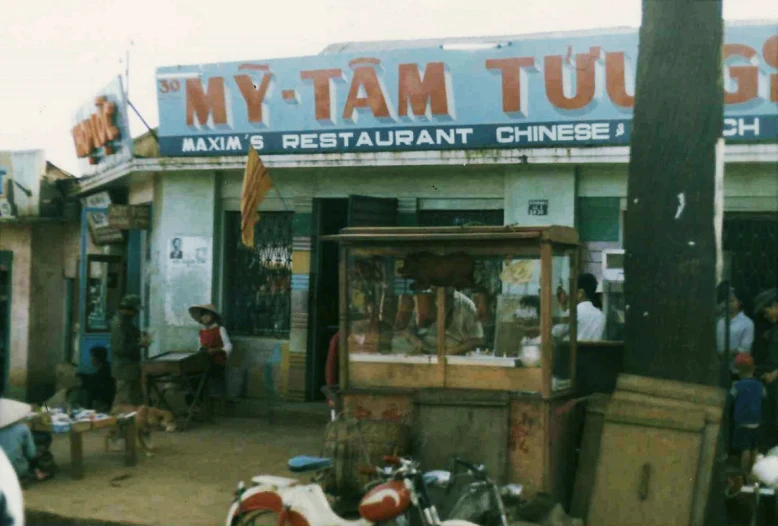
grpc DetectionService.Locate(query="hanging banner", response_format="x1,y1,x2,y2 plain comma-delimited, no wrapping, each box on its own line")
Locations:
156,22,778,157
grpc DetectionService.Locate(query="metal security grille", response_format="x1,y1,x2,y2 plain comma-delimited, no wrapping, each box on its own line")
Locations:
224,212,293,337
723,213,778,311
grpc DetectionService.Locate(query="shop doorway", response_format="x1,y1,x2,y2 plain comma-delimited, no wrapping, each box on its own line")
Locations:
0,251,11,395
722,213,778,361
306,196,399,401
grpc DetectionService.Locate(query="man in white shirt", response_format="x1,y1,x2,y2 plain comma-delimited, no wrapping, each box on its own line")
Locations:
717,288,755,374
553,273,606,342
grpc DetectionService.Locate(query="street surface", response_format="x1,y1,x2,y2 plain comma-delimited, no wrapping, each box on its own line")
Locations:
23,417,324,526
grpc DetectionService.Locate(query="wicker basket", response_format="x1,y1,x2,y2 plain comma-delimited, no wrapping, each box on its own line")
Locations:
320,416,411,497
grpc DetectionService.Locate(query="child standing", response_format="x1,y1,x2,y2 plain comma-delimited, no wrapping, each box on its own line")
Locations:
189,304,232,400
730,353,765,477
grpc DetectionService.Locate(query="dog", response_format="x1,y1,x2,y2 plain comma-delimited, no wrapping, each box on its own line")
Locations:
105,405,177,455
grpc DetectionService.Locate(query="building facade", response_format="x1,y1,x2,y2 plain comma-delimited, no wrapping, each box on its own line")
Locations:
72,21,778,401
0,149,80,400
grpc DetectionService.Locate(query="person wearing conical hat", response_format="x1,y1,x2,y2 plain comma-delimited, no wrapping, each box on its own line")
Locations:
0,398,49,483
189,304,232,400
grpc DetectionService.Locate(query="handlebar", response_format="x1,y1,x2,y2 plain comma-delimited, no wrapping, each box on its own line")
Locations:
384,455,401,465
453,457,488,479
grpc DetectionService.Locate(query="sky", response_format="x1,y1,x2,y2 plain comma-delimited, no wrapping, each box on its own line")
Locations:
1,0,776,176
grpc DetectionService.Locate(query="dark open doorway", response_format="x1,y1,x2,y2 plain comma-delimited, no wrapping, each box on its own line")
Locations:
306,195,399,400
306,199,348,401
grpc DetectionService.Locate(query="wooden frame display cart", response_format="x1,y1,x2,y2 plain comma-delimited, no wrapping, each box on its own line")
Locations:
324,226,582,504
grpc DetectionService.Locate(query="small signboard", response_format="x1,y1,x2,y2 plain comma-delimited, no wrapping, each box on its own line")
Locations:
108,205,151,230
82,191,124,244
528,199,549,217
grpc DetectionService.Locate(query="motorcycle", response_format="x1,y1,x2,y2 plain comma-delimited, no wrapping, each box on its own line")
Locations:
225,455,480,526
424,458,523,526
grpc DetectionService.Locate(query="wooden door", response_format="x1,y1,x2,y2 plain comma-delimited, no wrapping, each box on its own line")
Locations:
587,401,706,526
413,390,510,483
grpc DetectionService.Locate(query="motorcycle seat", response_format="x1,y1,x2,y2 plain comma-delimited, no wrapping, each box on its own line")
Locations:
251,475,299,488
287,455,333,474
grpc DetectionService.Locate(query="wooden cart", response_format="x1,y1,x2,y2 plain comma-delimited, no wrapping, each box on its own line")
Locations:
324,226,584,504
142,351,211,429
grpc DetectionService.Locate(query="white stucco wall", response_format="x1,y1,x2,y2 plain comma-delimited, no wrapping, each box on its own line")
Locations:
147,172,217,356
504,166,577,227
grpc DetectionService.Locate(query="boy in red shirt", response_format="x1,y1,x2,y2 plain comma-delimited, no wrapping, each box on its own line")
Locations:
730,353,765,478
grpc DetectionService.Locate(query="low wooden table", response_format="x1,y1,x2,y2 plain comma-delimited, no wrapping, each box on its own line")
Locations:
27,414,137,479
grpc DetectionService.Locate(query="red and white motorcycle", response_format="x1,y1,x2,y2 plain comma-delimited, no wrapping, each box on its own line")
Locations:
225,455,479,526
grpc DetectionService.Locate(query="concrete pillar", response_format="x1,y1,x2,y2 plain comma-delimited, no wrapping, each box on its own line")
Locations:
148,172,217,356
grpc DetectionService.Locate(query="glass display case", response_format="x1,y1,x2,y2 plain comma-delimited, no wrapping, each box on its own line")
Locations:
329,226,580,398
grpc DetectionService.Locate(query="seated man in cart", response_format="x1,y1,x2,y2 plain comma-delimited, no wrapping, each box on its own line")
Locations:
404,287,484,355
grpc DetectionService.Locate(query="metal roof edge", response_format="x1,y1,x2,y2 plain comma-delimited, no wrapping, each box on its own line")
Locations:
69,143,778,197
319,26,640,54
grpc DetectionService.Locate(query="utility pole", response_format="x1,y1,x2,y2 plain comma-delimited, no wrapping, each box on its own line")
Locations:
623,1,726,523
623,0,724,388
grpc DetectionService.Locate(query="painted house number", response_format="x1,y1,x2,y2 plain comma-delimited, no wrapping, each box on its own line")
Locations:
528,200,549,216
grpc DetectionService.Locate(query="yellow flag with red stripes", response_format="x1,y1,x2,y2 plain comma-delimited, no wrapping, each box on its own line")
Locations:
240,146,273,248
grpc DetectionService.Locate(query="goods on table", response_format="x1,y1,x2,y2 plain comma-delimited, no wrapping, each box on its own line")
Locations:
25,407,117,433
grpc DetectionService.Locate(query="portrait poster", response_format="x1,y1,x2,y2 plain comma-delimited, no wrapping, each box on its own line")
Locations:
164,236,212,325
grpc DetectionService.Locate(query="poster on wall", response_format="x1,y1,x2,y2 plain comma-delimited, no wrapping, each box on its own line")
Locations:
164,236,212,326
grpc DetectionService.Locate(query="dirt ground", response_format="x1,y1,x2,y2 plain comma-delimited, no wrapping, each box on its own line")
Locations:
23,417,326,526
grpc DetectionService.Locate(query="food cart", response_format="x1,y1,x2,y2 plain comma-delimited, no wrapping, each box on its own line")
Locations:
325,226,583,504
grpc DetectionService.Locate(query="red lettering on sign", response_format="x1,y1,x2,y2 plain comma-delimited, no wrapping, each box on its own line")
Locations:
186,77,228,127
397,62,450,118
71,97,121,161
545,46,601,110
235,73,273,124
486,57,535,115
723,44,759,104
605,52,634,108
343,60,392,121
301,69,343,122
764,35,778,102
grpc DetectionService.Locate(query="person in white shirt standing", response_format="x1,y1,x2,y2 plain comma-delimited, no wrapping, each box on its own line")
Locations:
553,273,607,342
716,288,755,376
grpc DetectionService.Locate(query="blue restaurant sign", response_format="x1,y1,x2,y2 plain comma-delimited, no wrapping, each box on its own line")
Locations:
156,23,778,157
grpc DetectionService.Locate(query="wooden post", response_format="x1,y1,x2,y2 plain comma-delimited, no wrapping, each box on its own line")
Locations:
339,245,349,391
124,418,137,466
623,0,724,387
540,243,553,399
69,431,84,480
